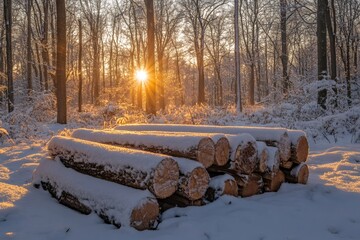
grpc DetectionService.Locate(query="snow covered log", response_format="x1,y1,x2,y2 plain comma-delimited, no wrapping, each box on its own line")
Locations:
262,170,285,192
72,129,216,168
47,136,179,199
282,163,309,184
33,159,160,230
288,130,309,164
115,124,291,163
205,174,238,202
175,158,210,201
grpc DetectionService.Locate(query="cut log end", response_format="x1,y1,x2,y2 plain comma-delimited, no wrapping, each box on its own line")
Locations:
237,174,263,198
214,137,230,166
293,136,309,164
263,170,285,192
278,133,292,162
222,178,239,197
197,137,215,168
152,158,179,199
295,164,309,184
257,147,269,173
180,167,210,201
233,142,258,174
130,199,159,231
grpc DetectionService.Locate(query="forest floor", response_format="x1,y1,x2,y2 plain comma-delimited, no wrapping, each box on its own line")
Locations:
0,122,360,240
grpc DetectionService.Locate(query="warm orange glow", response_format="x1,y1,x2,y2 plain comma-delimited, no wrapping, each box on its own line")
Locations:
135,69,148,83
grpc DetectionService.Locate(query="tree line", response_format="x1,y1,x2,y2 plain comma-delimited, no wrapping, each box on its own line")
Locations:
1,0,359,123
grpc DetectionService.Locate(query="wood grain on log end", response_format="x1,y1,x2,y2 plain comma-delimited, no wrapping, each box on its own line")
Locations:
222,178,239,197
278,132,291,163
214,137,230,166
257,147,269,173
296,164,309,184
151,158,179,199
283,163,309,184
236,174,263,198
179,167,210,201
197,137,215,168
233,142,258,174
263,170,285,192
130,199,159,231
293,135,309,164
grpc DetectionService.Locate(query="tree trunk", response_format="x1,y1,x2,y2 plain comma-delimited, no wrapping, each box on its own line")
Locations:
280,0,289,94
56,0,67,124
157,51,165,110
0,28,4,103
42,0,50,91
47,136,179,199
235,0,242,112
317,0,328,109
71,129,216,168
78,20,83,112
145,0,156,115
27,0,33,96
4,0,14,113
326,0,337,106
34,159,159,231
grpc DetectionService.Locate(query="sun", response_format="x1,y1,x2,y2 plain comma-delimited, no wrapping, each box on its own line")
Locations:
135,69,148,83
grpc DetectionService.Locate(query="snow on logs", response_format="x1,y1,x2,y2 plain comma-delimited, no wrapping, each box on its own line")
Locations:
115,124,292,165
47,136,179,199
33,159,159,230
71,129,218,168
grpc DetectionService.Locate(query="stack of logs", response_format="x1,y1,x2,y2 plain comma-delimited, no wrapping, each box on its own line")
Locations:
33,124,309,231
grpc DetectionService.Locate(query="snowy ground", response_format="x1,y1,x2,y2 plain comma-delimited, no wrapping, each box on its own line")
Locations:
0,129,360,240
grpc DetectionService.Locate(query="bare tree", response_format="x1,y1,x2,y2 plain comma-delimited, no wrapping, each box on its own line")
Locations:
145,0,156,114
4,0,14,113
78,19,83,112
317,0,327,109
180,0,226,104
56,0,67,124
27,0,33,96
234,0,242,112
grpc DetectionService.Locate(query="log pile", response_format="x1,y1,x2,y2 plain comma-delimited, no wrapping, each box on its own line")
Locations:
33,124,310,230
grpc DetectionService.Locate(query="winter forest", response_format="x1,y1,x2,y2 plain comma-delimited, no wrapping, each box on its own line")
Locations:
1,0,360,239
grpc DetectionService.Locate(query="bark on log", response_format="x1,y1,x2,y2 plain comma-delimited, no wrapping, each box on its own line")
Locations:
115,124,291,163
288,130,309,164
282,163,309,184
227,134,258,174
262,170,285,192
33,159,159,230
72,129,215,168
205,174,238,202
47,136,179,199
143,130,230,166
175,158,210,201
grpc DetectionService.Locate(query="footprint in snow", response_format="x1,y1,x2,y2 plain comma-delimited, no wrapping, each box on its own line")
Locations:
327,226,340,235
